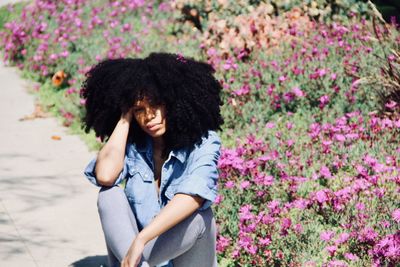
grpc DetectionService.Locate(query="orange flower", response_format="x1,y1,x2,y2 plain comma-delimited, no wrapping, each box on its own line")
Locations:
52,70,67,87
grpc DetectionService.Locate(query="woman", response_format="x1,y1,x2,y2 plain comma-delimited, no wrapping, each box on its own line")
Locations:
80,52,224,267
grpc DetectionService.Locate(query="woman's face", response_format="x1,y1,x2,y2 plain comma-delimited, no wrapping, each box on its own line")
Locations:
132,97,167,138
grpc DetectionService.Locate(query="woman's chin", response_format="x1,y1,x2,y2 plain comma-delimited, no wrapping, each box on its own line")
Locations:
146,128,166,138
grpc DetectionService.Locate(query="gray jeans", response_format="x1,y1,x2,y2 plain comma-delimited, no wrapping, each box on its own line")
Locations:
97,186,218,267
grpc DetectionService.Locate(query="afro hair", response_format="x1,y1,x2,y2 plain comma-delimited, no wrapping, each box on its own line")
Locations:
80,52,224,158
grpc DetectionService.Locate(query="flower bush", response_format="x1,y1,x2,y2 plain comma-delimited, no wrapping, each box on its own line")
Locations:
215,111,400,266
1,1,399,266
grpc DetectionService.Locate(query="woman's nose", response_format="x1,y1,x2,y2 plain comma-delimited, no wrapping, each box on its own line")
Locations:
145,108,156,120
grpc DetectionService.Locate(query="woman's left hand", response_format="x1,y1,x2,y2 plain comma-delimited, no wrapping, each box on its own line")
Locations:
121,237,146,267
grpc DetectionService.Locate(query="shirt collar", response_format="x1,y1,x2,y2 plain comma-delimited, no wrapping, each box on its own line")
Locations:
136,135,188,164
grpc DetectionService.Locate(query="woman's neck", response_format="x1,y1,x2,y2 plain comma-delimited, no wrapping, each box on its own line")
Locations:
152,136,165,153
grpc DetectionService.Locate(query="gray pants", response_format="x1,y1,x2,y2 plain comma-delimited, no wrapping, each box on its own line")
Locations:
97,186,218,267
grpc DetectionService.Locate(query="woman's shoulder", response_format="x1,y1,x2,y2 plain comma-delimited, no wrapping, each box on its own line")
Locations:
189,130,221,156
198,130,221,146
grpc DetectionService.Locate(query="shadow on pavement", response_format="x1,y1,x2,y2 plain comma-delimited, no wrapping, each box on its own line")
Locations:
69,255,108,267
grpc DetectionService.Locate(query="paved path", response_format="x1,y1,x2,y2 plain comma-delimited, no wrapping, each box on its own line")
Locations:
0,2,108,266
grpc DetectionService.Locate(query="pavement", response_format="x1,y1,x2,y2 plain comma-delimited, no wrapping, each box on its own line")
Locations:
0,1,108,266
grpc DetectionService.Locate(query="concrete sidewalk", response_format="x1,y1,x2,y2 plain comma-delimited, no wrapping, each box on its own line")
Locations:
0,28,107,267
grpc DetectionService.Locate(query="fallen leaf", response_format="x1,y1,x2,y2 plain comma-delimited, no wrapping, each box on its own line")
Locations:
19,103,50,121
51,135,61,140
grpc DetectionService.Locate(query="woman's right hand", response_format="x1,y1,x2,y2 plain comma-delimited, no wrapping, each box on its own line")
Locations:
121,107,135,123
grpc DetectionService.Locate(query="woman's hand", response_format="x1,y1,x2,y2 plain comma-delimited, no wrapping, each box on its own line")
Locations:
121,107,135,123
121,236,146,267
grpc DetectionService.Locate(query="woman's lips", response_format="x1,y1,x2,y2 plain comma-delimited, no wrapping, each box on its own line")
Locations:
147,123,160,131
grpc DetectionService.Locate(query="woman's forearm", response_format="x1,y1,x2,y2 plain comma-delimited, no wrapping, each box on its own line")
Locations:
95,113,132,186
136,194,204,244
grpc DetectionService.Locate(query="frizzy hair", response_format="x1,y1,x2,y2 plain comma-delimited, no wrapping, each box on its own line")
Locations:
80,52,224,157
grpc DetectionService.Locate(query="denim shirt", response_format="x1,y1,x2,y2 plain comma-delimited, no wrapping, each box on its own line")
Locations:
83,130,221,266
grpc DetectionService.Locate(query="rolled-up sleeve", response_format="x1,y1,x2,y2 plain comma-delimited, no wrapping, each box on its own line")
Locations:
175,131,221,210
83,154,129,187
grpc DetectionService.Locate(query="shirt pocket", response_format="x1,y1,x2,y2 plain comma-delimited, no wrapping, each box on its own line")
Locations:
164,179,181,201
125,164,154,204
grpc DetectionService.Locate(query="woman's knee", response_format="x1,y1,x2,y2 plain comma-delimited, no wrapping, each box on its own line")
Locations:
190,207,215,240
97,185,125,212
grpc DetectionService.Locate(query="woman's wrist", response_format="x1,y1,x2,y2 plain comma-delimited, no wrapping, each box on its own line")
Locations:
121,108,134,123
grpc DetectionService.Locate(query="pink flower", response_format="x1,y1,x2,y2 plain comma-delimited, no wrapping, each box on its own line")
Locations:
334,134,346,142
327,260,347,267
231,249,240,258
318,68,327,77
281,218,292,229
344,252,359,261
355,202,365,211
392,209,400,223
278,75,287,83
320,230,335,242
240,180,251,189
247,244,258,255
60,50,69,58
50,53,58,60
320,165,332,178
265,122,275,129
385,100,397,110
225,181,235,189
292,86,305,97
294,223,303,234
233,84,250,96
267,200,280,214
263,175,274,186
259,237,271,246
335,232,350,245
319,95,330,109
121,23,131,32
215,194,224,205
216,236,231,252
315,190,329,204
66,88,76,95
325,245,337,256
358,227,378,242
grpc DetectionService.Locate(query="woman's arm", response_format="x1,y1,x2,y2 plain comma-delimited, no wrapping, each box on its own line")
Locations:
140,193,203,242
121,194,204,267
94,110,133,186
